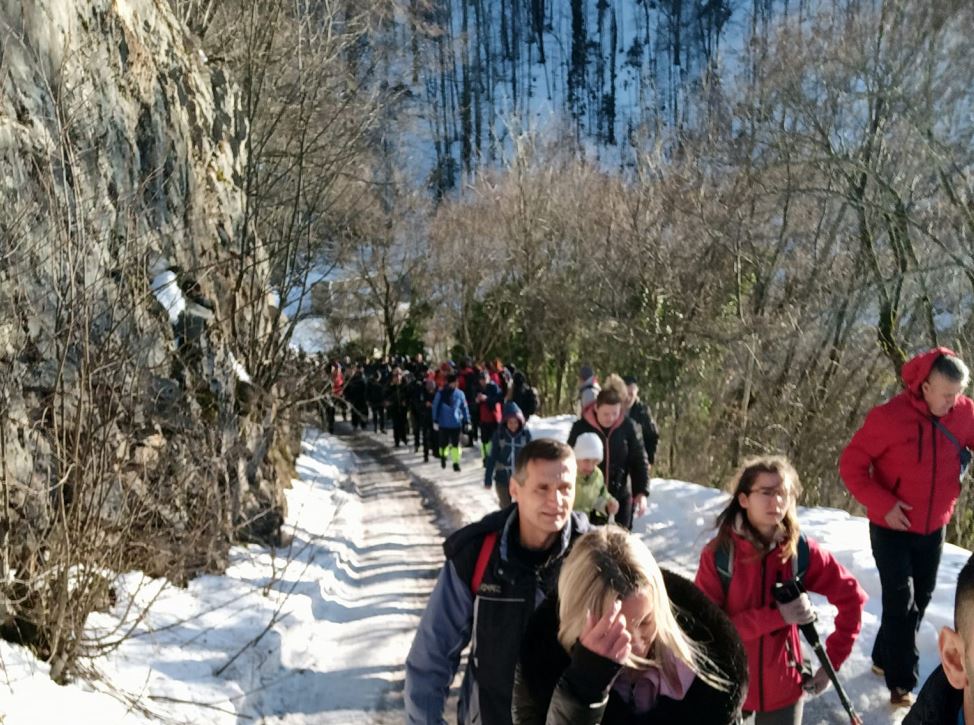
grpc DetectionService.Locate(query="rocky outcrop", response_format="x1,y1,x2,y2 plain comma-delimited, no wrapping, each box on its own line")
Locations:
0,0,293,587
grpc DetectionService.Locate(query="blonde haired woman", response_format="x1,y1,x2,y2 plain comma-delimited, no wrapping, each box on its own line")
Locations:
695,456,866,725
512,527,747,724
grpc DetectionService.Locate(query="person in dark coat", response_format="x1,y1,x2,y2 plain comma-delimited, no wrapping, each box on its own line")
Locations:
509,371,539,421
406,371,425,452
405,439,590,725
415,377,437,462
568,386,650,531
905,553,974,725
512,527,747,724
385,367,411,447
624,376,660,472
342,365,368,430
366,371,387,434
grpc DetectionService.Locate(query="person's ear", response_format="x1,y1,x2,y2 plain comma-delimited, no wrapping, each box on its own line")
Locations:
509,479,518,503
738,492,750,510
939,626,969,690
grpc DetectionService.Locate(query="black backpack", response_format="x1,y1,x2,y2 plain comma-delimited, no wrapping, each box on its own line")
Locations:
715,532,810,596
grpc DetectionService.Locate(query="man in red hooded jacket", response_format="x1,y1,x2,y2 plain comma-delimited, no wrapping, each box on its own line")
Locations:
840,347,974,705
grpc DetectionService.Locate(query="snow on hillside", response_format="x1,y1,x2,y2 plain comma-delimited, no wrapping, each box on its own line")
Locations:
0,415,964,723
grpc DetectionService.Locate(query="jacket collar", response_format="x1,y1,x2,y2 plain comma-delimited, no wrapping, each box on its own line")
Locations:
499,507,583,564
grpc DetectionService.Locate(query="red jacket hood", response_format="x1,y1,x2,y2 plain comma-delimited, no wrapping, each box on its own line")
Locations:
902,347,958,395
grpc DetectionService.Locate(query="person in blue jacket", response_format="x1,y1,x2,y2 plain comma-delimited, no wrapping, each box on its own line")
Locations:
433,373,470,472
484,402,533,508
405,438,590,725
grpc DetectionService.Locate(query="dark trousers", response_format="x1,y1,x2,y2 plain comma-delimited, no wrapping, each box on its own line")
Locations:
479,422,498,459
371,404,385,433
870,523,945,691
411,411,421,449
350,402,367,430
614,494,634,530
421,419,435,460
391,410,409,446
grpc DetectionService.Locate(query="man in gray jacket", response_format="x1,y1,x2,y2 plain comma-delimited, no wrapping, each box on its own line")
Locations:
404,439,590,725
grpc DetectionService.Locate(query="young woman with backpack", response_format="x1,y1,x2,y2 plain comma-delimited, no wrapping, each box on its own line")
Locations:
694,456,867,725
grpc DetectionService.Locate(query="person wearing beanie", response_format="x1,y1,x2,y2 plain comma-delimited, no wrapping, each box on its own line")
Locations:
572,432,618,525
484,402,533,508
577,364,601,415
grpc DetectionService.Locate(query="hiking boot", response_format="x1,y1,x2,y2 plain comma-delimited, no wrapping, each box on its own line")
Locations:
453,463,461,472
871,664,884,677
441,457,447,469
890,688,914,707
423,453,429,463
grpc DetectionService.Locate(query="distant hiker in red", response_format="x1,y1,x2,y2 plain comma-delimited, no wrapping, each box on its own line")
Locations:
696,456,866,725
840,348,974,706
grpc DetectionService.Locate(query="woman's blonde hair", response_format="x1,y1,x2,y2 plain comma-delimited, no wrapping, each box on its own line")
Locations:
714,455,802,563
557,526,729,691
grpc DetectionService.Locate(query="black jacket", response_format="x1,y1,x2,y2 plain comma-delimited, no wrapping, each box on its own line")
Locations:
628,400,660,466
343,373,368,410
904,665,963,725
436,506,592,725
512,569,748,725
385,381,411,416
568,409,650,499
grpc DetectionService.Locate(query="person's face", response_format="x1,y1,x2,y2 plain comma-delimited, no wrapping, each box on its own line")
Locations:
506,417,521,433
618,588,657,659
923,371,965,417
511,457,576,547
577,458,598,476
626,384,638,406
595,403,622,429
738,472,789,532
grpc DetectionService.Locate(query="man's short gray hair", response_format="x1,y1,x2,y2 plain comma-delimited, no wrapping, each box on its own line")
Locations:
932,354,970,388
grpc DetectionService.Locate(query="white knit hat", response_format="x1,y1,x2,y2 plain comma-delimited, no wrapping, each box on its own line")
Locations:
573,432,603,463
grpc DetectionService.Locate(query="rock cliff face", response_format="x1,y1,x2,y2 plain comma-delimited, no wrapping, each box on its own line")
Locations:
0,0,293,586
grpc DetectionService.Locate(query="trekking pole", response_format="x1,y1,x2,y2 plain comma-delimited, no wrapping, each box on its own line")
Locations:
773,580,863,725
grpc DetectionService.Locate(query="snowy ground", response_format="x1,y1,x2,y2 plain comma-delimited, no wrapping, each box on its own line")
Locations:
0,414,966,723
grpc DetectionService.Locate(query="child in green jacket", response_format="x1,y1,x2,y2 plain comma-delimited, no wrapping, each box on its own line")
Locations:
572,432,619,524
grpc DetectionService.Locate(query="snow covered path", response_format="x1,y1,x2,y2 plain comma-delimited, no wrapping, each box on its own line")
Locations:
242,429,447,723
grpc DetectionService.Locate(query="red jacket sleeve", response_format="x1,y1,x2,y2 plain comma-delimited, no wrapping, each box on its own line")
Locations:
802,540,867,670
839,406,899,516
695,543,788,641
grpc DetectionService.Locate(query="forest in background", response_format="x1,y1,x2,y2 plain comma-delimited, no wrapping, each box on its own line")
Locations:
171,0,974,543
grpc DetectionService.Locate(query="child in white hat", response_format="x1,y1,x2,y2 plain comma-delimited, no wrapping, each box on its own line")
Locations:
572,432,619,524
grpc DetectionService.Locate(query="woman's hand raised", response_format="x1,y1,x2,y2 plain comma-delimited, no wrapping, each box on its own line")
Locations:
579,600,632,664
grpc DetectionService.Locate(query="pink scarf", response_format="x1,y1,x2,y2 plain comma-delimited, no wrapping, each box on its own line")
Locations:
611,648,696,714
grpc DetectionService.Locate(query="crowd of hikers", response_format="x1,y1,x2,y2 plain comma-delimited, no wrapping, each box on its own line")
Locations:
315,354,541,473
323,347,974,724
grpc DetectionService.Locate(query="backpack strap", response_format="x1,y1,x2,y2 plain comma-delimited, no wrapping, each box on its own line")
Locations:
470,532,498,595
793,532,810,581
715,542,733,596
717,532,809,596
